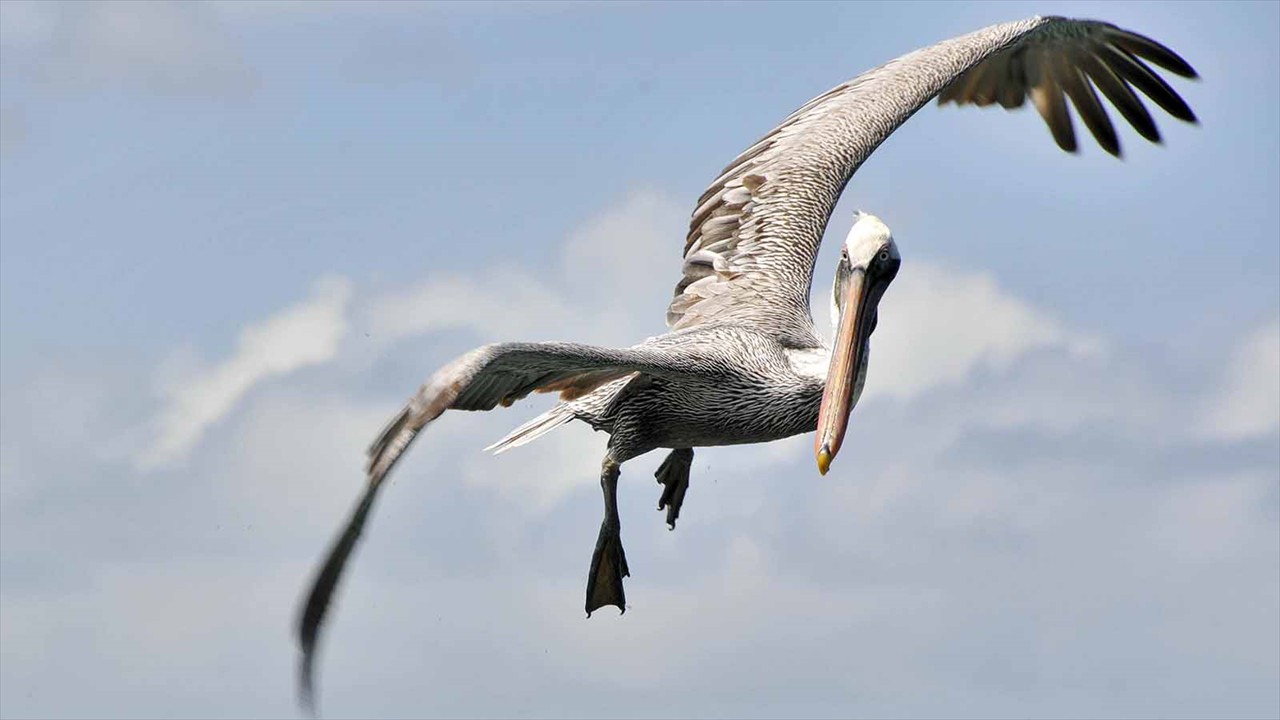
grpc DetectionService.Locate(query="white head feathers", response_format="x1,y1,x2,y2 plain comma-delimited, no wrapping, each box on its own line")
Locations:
843,211,897,268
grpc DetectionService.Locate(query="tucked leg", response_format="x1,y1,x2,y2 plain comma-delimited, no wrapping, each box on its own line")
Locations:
586,454,629,616
655,448,694,529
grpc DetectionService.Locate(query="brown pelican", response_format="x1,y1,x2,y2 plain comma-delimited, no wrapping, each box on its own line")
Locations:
296,15,1198,708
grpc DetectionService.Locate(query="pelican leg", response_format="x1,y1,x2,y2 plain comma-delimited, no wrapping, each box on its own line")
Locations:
655,448,694,529
586,454,628,616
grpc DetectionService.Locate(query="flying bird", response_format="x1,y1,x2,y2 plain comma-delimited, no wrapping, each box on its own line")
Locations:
296,15,1198,710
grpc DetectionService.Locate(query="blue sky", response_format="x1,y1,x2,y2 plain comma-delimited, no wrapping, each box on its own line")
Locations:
1,2,1277,719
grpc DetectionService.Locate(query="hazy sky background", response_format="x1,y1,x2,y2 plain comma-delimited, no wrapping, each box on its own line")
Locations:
1,2,1277,718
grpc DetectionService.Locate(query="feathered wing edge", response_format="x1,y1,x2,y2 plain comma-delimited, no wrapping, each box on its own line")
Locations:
483,403,576,454
937,19,1198,156
295,479,381,716
295,382,451,715
293,343,690,712
666,16,1198,338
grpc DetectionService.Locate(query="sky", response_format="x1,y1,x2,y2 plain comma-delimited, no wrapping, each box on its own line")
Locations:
1,1,1277,718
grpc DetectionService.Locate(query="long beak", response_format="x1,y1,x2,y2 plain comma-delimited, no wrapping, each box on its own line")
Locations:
815,267,872,475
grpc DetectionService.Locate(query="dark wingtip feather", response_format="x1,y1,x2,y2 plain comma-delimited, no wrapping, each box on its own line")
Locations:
1078,51,1163,145
1108,27,1199,79
298,652,318,717
1097,135,1123,158
295,481,384,716
1040,58,1079,154
1170,101,1198,125
1101,44,1198,125
1059,63,1121,157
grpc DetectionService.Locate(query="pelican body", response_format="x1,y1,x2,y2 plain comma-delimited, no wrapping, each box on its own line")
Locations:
297,15,1198,709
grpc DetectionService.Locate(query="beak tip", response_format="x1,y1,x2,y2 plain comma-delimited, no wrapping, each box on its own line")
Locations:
816,447,832,476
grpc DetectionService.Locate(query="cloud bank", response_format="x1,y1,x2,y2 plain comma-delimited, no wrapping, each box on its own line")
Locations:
1200,319,1280,441
137,277,351,470
2,190,1275,720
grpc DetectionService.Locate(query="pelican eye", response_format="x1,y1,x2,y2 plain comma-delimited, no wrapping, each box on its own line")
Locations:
877,249,890,263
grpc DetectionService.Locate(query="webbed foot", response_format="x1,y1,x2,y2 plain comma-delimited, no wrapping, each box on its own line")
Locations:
655,448,693,529
585,521,629,616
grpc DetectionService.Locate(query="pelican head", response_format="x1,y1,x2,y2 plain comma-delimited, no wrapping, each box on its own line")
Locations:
816,212,900,475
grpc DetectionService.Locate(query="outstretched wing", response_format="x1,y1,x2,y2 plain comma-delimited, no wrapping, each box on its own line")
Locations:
295,340,706,711
666,16,1197,345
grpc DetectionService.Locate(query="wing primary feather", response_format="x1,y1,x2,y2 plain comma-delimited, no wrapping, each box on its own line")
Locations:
969,63,1002,106
997,51,1028,109
1106,27,1198,78
936,68,969,105
1028,50,1078,153
296,479,384,716
1058,59,1121,156
1100,44,1198,123
948,64,993,106
299,397,431,713
1077,50,1161,143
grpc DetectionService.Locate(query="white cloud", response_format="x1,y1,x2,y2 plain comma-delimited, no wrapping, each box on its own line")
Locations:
366,268,580,347
358,193,1125,515
215,391,399,534
1146,472,1274,564
1200,318,1280,441
366,189,682,351
137,277,352,470
463,419,606,513
3,192,1277,720
557,189,683,314
867,261,1105,402
1,556,312,718
0,1,1275,714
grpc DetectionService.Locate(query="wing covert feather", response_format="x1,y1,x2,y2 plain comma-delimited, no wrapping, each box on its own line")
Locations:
667,16,1197,343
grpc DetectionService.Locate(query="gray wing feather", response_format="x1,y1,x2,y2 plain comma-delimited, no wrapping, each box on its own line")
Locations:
667,16,1197,343
363,341,681,482
296,339,712,708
